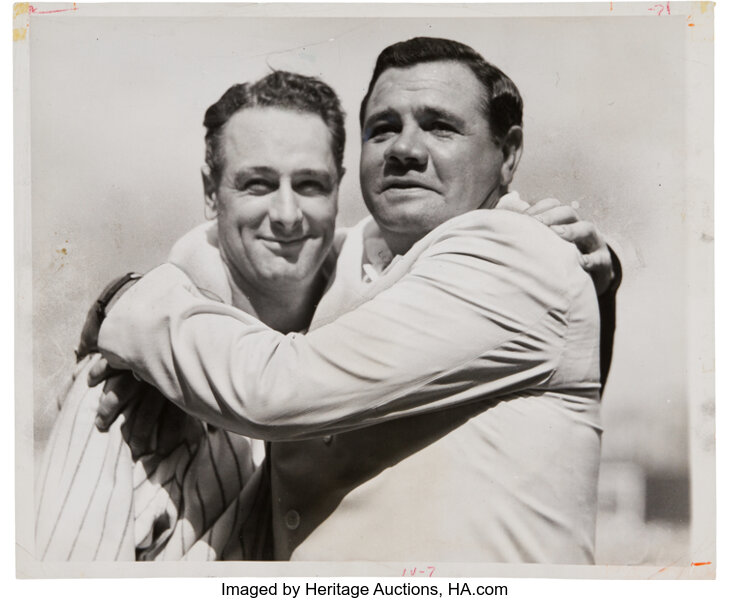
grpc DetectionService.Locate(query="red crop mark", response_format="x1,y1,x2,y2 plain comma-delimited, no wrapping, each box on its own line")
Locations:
29,3,78,15
692,561,712,566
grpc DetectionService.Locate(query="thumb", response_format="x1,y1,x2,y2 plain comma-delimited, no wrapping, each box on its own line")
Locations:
495,191,529,213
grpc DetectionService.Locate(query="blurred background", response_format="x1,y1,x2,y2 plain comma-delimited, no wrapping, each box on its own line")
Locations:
25,7,713,566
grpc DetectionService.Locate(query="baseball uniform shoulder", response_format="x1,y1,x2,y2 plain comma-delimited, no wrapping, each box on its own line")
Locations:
167,221,231,304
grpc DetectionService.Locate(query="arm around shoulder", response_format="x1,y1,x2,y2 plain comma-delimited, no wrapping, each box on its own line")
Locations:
98,213,582,440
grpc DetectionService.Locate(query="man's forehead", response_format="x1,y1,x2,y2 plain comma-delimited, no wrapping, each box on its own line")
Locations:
223,107,329,140
217,107,337,176
222,108,333,154
366,61,484,114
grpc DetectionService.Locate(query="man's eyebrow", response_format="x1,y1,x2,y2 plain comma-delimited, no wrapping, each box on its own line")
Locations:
232,166,277,184
362,109,398,139
417,106,467,129
294,168,334,182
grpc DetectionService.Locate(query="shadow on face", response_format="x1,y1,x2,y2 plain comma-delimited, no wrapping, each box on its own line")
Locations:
203,107,341,294
360,61,522,255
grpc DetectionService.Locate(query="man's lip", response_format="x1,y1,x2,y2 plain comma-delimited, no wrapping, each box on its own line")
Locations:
382,180,437,192
258,236,309,245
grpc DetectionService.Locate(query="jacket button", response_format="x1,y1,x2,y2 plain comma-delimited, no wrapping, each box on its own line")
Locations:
285,510,301,530
323,435,333,445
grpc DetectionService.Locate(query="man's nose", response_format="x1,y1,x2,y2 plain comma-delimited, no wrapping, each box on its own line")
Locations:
384,126,428,169
269,183,303,231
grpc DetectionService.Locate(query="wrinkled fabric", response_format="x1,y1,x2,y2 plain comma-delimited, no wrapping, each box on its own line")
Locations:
99,209,603,563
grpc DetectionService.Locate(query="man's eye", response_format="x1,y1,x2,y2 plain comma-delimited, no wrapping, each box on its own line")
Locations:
366,123,398,142
427,121,457,136
296,180,331,196
242,179,274,194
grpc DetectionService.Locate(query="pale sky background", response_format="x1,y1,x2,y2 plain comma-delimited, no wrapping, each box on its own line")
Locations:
28,12,702,473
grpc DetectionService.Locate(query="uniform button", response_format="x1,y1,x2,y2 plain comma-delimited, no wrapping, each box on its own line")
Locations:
322,435,333,445
285,510,301,530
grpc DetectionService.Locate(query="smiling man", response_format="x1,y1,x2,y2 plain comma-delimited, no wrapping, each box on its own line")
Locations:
93,38,618,563
198,91,342,334
35,71,346,560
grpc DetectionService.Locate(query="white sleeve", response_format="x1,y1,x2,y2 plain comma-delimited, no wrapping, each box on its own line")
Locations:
99,213,586,441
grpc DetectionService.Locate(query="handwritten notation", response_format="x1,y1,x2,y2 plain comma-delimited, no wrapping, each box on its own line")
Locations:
402,566,436,577
648,2,671,16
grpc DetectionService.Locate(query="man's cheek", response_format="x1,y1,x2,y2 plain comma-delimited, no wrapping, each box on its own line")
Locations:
360,148,381,172
309,204,337,233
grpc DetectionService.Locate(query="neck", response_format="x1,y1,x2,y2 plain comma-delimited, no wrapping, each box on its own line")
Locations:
380,230,421,258
226,267,325,334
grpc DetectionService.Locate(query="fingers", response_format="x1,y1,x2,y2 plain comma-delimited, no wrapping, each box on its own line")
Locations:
94,368,196,460
578,247,614,295
95,373,142,432
578,246,611,271
550,221,604,253
533,205,580,227
495,193,530,213
88,356,118,388
526,197,615,295
526,197,562,216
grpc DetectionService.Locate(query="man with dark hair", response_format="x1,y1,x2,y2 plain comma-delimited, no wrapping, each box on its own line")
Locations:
36,71,347,560
91,37,619,563
359,37,614,298
204,71,347,185
360,36,524,145
360,37,618,378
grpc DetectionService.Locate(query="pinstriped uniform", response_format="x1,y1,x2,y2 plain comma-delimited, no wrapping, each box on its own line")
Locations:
35,354,267,561
97,211,605,562
35,221,286,562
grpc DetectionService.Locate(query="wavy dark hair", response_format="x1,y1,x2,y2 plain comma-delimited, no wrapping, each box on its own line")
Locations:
359,37,523,143
204,71,346,185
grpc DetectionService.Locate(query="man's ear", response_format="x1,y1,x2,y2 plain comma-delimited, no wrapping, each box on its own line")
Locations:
201,166,218,218
499,126,523,187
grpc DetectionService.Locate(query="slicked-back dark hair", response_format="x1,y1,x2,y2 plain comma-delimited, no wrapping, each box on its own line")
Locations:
204,71,346,185
359,37,523,143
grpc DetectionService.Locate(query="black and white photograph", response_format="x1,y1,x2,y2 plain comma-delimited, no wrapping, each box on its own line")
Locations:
14,1,716,582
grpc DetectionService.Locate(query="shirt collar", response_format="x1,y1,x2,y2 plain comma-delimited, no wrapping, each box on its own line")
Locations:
359,191,524,282
361,219,399,283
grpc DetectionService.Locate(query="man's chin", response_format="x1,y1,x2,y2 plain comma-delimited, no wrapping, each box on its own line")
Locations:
256,255,324,286
373,205,438,235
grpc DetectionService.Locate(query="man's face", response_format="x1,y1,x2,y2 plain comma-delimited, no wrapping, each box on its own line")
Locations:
210,107,339,291
360,61,507,250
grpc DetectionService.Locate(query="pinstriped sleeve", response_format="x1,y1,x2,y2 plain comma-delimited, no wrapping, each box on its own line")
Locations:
35,355,136,561
36,354,266,561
